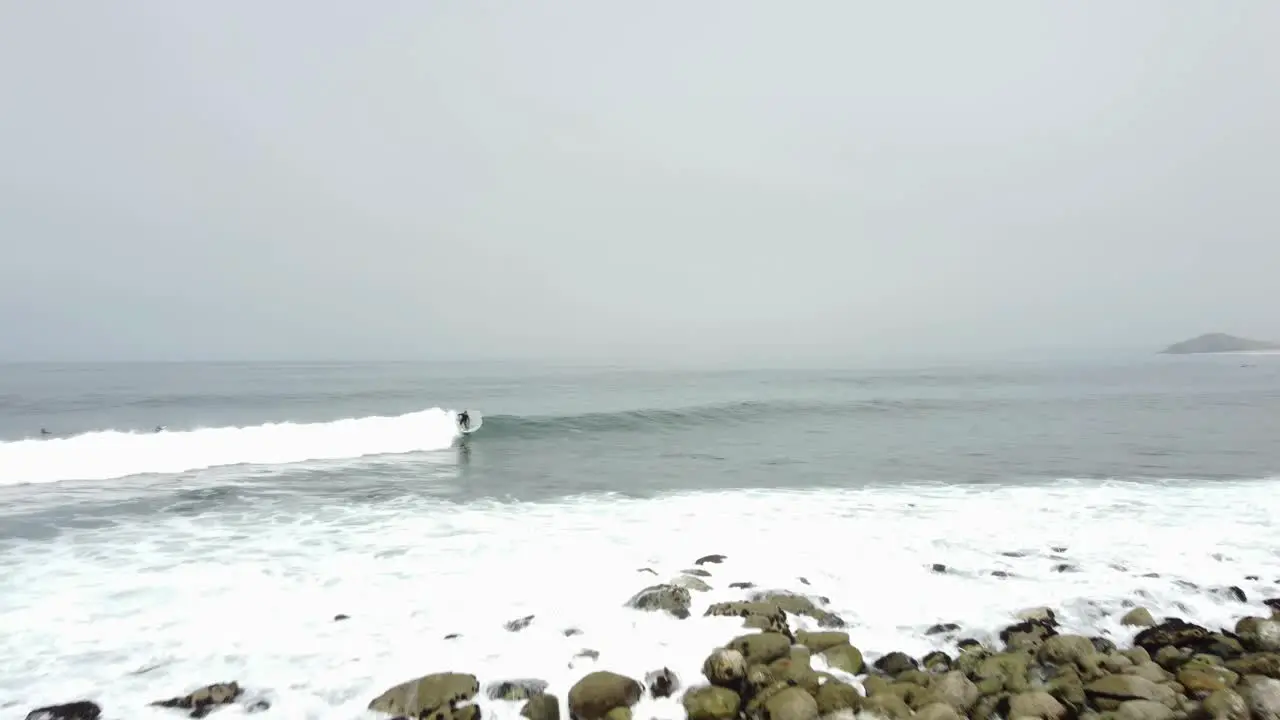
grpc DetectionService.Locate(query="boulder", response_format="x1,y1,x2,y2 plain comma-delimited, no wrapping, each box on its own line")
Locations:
368,673,479,719
1007,690,1069,720
820,643,865,675
681,686,739,720
814,680,862,715
929,671,979,713
1114,700,1175,720
1238,675,1280,720
24,703,101,720
705,601,791,636
873,651,919,676
567,671,642,720
151,682,245,719
748,590,846,628
914,702,962,720
726,631,792,665
1235,617,1280,653
521,694,560,720
625,584,691,619
1133,619,1212,655
702,647,747,688
760,686,819,720
795,630,849,653
1200,689,1250,720
1084,675,1177,710
1122,608,1157,628
1176,665,1239,696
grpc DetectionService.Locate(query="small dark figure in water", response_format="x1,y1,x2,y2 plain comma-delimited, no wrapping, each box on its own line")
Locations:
458,410,470,430
154,425,165,432
40,428,51,436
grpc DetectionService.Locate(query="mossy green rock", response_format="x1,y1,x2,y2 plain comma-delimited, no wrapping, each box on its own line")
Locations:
795,630,849,653
1177,665,1240,695
727,632,792,665
567,671,642,720
702,648,747,688
819,642,864,675
814,680,862,715
520,694,560,720
368,672,480,718
762,686,819,720
681,686,740,720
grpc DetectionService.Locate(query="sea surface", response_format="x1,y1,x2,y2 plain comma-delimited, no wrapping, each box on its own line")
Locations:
2,356,1279,720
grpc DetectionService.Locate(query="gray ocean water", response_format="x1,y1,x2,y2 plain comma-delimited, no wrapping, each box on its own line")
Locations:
3,355,1279,522
4,354,1280,719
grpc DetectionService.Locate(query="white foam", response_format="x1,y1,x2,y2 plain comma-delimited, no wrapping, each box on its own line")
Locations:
2,481,1279,720
0,408,463,486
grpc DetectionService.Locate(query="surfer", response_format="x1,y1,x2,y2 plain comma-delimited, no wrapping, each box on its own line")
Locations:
458,410,471,431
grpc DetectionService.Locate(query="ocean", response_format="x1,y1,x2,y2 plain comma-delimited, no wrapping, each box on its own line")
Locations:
2,355,1279,720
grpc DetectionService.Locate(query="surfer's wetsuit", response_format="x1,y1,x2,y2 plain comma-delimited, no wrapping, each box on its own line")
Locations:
459,411,470,430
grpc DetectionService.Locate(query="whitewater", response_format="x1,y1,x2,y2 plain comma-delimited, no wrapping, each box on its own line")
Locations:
0,408,465,486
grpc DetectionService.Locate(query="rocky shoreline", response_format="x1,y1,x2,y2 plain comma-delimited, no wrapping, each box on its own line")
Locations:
23,553,1280,720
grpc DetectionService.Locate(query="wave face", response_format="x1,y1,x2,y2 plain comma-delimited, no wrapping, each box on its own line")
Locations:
0,408,461,486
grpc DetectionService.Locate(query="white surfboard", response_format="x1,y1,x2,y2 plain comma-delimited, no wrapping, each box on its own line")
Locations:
457,410,483,435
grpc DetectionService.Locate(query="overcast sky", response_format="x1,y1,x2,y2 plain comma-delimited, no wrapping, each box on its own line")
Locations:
0,2,1276,364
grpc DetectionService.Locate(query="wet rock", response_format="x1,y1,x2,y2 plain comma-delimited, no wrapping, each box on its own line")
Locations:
637,567,657,575
1225,652,1280,678
815,680,862,715
728,581,755,589
625,584,691,619
1039,634,1104,677
922,650,953,672
1134,619,1213,655
929,671,979,713
748,589,846,628
683,567,712,577
702,648,747,688
1007,690,1069,720
368,673,479,719
681,686,739,720
1216,586,1248,603
444,633,461,640
761,686,819,720
563,628,582,637
1178,664,1239,696
1001,617,1059,652
727,631,791,665
643,668,679,698
927,623,961,636
521,694,560,720
1122,608,1157,628
151,682,245,719
694,554,727,565
487,679,549,701
1200,689,1249,720
567,671,642,720
820,643,865,675
705,601,791,636
863,693,914,720
333,614,350,621
873,651,919,676
1115,699,1176,720
1084,675,1177,710
795,630,849,653
506,614,535,631
916,702,962,720
673,574,713,593
1238,676,1280,720
1235,617,1280,653
932,563,949,573
25,702,101,720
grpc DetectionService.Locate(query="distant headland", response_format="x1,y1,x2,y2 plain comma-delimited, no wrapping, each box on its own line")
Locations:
1159,332,1280,355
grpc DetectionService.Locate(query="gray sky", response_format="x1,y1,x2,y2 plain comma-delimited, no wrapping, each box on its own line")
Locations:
1,2,1277,364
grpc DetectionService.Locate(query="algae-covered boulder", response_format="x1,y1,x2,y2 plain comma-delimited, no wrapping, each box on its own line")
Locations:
1133,619,1212,654
873,651,919,676
1114,699,1175,720
705,601,792,636
795,630,849,653
820,643,864,675
625,584,691,619
1201,688,1250,720
1177,664,1240,696
681,686,740,720
726,631,792,665
1084,675,1177,710
368,673,479,718
521,694,560,720
814,680,862,715
1238,676,1280,720
567,671,642,720
1122,607,1157,628
929,671,979,713
151,682,245,719
760,686,819,720
1235,617,1280,653
702,647,747,688
1007,690,1069,720
748,589,846,628
914,701,962,720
